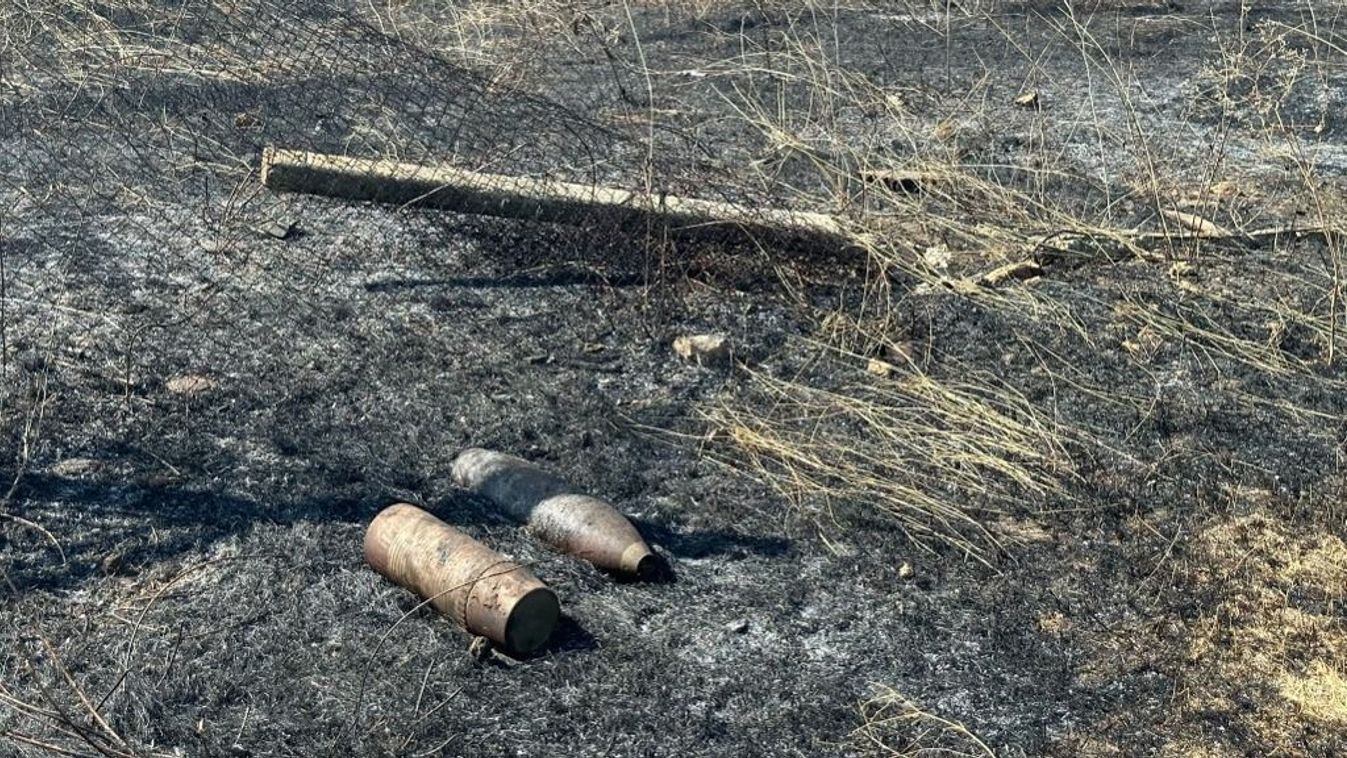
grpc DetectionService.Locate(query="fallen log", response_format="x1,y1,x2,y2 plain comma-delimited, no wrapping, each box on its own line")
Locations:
260,147,847,249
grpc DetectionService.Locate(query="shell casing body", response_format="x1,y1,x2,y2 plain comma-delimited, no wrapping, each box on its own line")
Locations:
452,449,659,578
364,503,559,654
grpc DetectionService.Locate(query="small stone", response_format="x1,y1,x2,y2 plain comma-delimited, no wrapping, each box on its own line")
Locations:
979,260,1042,287
165,374,216,395
99,552,124,575
673,334,730,365
50,458,100,477
467,636,494,662
200,238,229,254
255,219,296,240
725,619,750,635
1168,260,1197,279
1207,180,1240,199
1014,90,1040,108
234,112,261,129
867,358,895,378
898,562,914,580
1038,611,1068,634
921,244,952,270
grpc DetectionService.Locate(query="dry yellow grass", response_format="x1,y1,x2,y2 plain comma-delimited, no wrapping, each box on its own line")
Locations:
1054,506,1347,756
704,340,1074,560
1280,661,1347,728
852,686,997,758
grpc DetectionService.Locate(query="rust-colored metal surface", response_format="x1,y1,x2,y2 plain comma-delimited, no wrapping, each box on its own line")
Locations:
451,448,661,579
364,503,559,654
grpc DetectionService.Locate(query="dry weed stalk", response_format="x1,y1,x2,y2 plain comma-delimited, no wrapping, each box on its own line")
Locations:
0,634,174,758
704,340,1072,561
681,0,1347,560
853,686,996,757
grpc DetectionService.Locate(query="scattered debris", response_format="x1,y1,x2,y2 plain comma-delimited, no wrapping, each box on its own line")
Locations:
867,358,896,378
452,448,663,579
98,551,124,576
16,350,48,374
1038,611,1069,634
1280,660,1347,726
199,238,232,255
165,374,216,395
886,341,917,363
921,244,952,271
933,119,959,142
364,503,560,655
604,107,685,127
993,515,1054,545
854,687,997,757
673,334,731,365
725,619,750,635
254,218,297,240
467,635,494,662
861,169,929,195
1168,260,1198,279
1207,179,1241,199
1267,319,1288,349
234,112,261,128
49,458,100,477
1122,326,1164,360
979,260,1042,287
1160,208,1231,238
1014,90,1040,108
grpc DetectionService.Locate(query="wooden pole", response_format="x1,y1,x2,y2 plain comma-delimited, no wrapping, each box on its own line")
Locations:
260,147,847,249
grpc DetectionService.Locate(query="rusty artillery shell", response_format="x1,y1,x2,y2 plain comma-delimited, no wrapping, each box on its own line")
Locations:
451,448,660,579
364,503,559,655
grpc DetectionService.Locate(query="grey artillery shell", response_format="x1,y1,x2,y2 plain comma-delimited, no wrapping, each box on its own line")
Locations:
364,503,559,655
451,448,659,578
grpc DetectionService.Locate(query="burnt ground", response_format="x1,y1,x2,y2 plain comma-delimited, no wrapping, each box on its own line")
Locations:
3,1,1347,756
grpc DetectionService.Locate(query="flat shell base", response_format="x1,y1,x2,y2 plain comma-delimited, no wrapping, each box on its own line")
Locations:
504,587,560,655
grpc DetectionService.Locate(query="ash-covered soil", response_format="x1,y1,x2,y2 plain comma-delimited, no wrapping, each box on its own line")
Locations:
3,2,1347,756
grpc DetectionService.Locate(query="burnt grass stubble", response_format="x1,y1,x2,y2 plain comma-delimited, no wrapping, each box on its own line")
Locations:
3,2,1347,756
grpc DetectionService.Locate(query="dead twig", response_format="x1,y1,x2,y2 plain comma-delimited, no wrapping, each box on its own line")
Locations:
39,637,129,753
1,345,64,564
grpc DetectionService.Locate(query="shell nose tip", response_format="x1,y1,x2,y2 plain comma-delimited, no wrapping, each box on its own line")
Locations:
625,547,672,583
